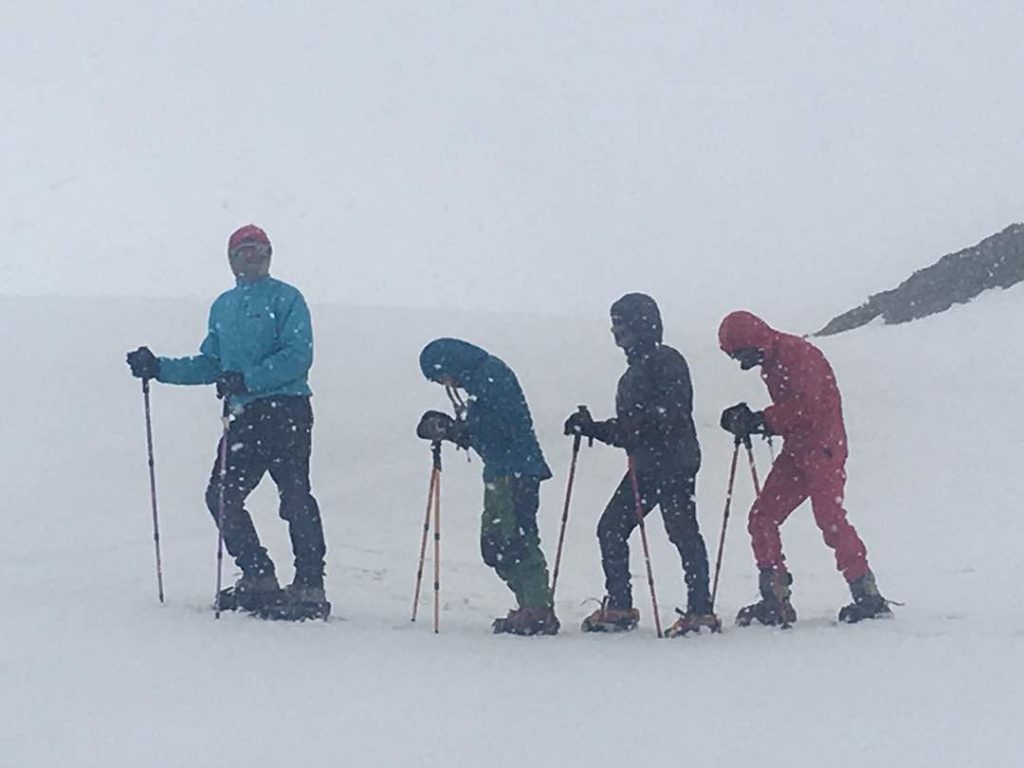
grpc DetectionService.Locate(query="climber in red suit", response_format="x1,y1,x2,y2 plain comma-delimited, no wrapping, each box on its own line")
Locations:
717,310,891,625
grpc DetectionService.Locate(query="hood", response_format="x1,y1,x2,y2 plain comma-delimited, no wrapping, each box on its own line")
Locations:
419,338,489,387
610,292,663,345
718,310,778,354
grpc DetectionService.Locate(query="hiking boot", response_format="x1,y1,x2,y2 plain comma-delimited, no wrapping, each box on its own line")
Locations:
492,607,560,636
666,609,722,638
736,569,796,627
581,598,640,633
215,571,283,612
838,571,892,623
257,582,331,622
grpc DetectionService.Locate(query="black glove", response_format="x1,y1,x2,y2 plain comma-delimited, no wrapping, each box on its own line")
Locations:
216,371,247,399
564,408,620,446
563,406,594,437
720,402,767,439
126,346,160,380
416,410,470,448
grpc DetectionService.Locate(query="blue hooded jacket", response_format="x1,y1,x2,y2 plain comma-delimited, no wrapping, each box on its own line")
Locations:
419,338,551,482
156,276,313,407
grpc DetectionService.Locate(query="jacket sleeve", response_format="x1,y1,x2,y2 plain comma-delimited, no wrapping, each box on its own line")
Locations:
241,290,314,394
762,345,827,434
590,418,622,446
155,308,222,385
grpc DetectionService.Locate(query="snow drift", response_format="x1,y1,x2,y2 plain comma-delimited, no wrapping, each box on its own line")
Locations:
2,290,1022,767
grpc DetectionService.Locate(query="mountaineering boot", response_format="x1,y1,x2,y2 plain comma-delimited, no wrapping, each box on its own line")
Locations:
838,571,892,623
257,581,331,621
215,570,283,612
666,609,722,638
491,609,518,634
492,607,560,636
736,568,797,627
581,597,640,633
666,589,720,637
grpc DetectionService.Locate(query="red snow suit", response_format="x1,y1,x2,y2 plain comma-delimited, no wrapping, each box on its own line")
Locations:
718,311,870,583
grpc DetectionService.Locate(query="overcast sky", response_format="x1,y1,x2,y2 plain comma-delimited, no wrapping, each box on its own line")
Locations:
2,2,1022,332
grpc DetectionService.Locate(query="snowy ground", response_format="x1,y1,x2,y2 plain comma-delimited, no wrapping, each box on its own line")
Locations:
2,291,1023,767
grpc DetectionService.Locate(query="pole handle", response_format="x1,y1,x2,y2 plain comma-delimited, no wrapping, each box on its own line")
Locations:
574,404,594,448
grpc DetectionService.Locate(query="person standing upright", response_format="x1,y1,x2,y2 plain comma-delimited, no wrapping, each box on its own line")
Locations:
564,293,716,636
126,224,329,621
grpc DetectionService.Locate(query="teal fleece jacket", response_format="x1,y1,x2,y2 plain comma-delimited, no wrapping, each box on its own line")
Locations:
157,276,313,407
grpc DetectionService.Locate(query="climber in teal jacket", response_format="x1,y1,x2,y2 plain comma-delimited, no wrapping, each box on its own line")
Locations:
126,224,328,622
417,338,559,636
155,274,313,407
419,338,552,482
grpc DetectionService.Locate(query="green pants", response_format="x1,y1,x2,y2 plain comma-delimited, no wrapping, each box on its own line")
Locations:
480,475,553,609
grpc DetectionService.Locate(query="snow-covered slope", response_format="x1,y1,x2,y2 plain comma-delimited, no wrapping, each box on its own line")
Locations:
2,290,1022,767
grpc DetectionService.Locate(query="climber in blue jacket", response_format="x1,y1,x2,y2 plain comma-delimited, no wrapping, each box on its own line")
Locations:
126,224,328,621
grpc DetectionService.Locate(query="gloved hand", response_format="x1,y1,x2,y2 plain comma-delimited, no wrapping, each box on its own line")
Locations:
563,406,595,437
216,371,247,399
564,407,620,446
416,410,470,448
720,402,767,439
126,346,160,380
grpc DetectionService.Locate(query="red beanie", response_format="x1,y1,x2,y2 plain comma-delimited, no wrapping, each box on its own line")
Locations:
228,224,271,253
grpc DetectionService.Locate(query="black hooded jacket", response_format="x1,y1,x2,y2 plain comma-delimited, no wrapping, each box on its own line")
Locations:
604,294,701,471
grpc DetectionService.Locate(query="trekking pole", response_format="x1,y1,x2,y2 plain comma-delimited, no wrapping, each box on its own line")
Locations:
213,399,231,620
744,436,763,496
550,434,580,599
550,406,591,599
431,441,443,634
627,455,663,638
710,438,741,613
411,443,440,622
141,379,165,604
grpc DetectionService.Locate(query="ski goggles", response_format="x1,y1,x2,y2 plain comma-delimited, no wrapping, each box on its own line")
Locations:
229,241,271,260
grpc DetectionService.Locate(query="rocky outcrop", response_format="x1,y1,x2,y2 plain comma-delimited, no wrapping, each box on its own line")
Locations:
815,223,1024,336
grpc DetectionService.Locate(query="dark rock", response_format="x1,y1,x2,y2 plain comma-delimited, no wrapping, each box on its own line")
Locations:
816,223,1024,336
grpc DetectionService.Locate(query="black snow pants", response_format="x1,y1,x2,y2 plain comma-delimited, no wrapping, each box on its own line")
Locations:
205,396,327,586
597,464,710,613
